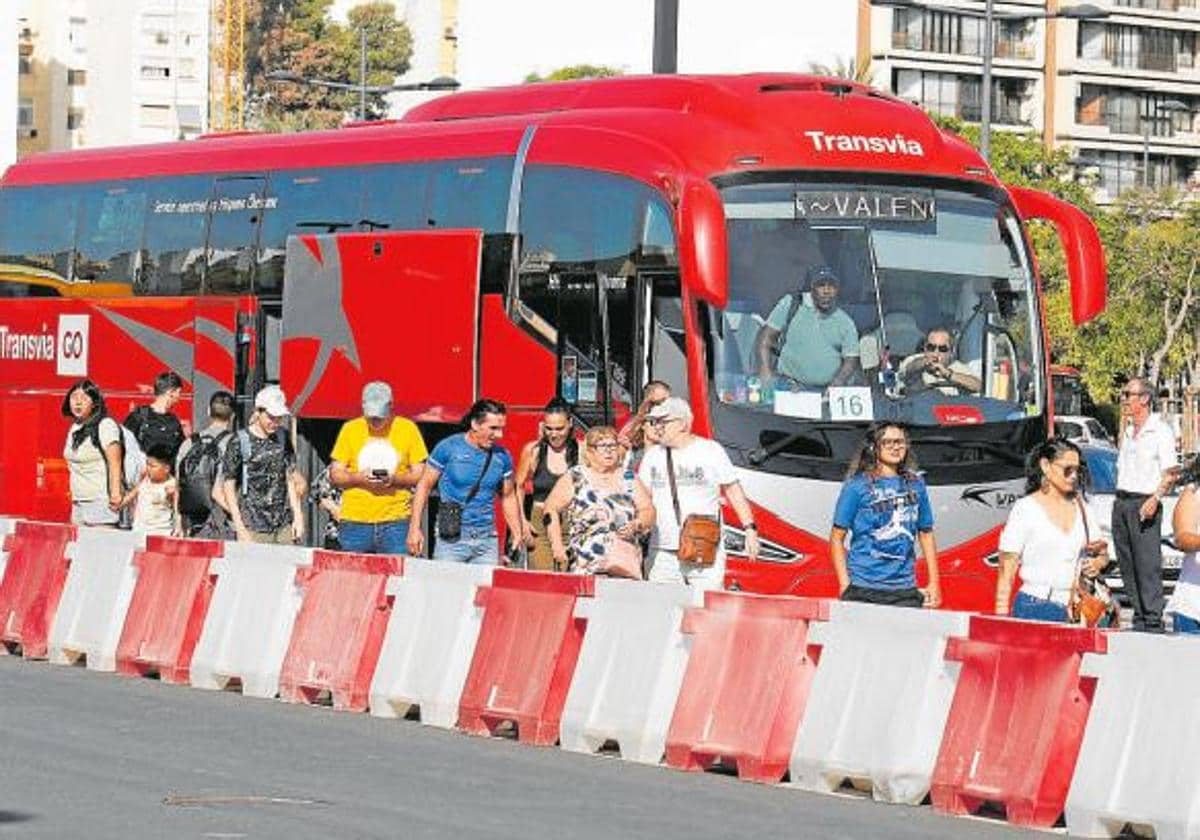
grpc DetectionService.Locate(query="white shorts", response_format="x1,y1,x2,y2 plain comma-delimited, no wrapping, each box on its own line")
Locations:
645,547,726,591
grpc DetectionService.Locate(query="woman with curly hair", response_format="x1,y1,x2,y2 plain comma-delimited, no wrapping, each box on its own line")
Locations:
829,422,941,608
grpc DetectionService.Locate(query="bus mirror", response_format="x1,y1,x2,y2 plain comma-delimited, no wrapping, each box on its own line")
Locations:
678,178,729,308
1007,185,1106,326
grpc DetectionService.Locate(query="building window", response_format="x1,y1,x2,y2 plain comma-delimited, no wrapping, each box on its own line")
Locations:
178,58,196,80
141,65,170,80
68,16,87,54
1076,84,1198,136
18,57,31,75
139,104,171,128
67,69,86,86
1080,23,1195,72
18,98,35,135
894,69,1030,126
1085,151,1190,196
67,109,84,131
892,8,1034,59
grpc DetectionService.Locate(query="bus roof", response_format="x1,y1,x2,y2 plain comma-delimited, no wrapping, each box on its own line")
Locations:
2,73,998,190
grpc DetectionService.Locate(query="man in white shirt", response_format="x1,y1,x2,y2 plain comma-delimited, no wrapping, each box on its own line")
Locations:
1114,378,1179,632
638,397,759,589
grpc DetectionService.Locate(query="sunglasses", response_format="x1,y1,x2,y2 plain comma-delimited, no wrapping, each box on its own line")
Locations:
1059,464,1080,478
645,416,674,427
925,343,951,352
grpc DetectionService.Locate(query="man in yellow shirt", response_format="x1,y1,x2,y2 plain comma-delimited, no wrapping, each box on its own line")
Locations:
329,381,428,554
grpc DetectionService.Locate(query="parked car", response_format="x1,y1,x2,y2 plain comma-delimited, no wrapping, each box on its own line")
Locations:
1055,415,1115,450
1080,443,1182,609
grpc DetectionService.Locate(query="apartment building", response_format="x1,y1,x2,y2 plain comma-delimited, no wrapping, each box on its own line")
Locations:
860,0,1200,201
14,0,208,159
0,1,16,169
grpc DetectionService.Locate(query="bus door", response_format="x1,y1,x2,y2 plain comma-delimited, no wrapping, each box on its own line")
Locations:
637,271,687,402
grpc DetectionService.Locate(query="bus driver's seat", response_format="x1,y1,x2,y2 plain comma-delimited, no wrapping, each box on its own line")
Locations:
859,311,924,377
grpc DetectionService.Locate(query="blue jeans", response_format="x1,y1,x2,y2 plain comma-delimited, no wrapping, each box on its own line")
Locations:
433,528,499,565
1170,612,1200,634
1012,591,1069,623
338,519,409,555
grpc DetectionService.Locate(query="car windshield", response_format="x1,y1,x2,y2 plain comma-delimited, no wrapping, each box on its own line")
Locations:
705,177,1045,481
1084,446,1118,494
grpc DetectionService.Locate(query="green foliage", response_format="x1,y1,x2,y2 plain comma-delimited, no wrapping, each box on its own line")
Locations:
524,65,623,83
806,56,876,87
246,0,413,130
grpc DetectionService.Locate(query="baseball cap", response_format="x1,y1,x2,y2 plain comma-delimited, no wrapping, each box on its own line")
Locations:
647,396,693,423
362,381,393,419
807,265,839,286
254,385,290,418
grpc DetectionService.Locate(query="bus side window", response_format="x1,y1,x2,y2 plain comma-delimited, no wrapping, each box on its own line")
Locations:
425,158,512,231
257,167,366,296
361,162,429,231
141,175,212,296
205,176,266,296
74,184,146,288
0,185,78,288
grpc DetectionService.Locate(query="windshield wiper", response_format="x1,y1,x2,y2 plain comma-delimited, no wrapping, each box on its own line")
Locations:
747,421,865,466
913,435,1025,466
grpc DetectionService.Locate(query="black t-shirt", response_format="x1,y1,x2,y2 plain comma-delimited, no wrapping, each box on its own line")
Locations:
125,405,185,460
222,429,296,533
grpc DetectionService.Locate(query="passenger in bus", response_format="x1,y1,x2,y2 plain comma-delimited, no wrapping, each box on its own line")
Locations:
328,381,428,556
754,265,859,391
638,397,760,589
221,386,306,545
407,399,524,566
62,379,124,528
994,438,1107,623
543,425,655,576
897,327,982,396
515,398,580,571
124,371,187,462
830,423,941,608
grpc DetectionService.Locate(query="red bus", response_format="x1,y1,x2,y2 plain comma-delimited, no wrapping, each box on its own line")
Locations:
0,74,1105,610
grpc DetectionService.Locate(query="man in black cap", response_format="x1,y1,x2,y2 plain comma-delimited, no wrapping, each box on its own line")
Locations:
755,265,860,390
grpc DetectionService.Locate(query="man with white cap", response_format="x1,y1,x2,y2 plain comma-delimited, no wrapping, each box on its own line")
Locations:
638,396,760,589
328,381,428,554
221,385,306,544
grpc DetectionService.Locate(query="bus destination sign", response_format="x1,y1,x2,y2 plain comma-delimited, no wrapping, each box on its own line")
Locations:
794,189,935,222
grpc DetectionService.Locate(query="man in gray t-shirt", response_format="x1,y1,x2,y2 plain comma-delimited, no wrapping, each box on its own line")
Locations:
755,265,860,389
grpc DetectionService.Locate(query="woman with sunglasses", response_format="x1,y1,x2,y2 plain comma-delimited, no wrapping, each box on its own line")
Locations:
543,425,654,575
830,423,941,608
994,437,1107,622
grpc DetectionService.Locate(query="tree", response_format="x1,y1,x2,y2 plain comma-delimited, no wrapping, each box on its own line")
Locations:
806,56,876,87
524,65,623,83
244,0,413,131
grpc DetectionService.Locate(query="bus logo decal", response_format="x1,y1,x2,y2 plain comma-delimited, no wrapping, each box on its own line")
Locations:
961,485,1017,509
55,315,90,376
803,130,925,157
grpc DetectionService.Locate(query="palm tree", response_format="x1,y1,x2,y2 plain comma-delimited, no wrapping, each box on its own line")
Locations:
807,56,876,87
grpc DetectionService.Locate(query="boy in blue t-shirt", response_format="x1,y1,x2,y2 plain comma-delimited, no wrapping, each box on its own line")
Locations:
407,399,523,565
830,424,941,608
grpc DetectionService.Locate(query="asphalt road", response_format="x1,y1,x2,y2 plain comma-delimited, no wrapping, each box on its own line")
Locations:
0,655,1038,840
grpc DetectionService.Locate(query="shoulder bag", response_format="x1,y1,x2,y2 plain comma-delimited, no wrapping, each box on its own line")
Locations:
437,447,494,542
1068,497,1117,628
666,447,721,566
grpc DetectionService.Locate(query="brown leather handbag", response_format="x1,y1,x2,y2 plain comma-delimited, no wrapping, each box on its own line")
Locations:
666,448,721,566
1068,497,1117,628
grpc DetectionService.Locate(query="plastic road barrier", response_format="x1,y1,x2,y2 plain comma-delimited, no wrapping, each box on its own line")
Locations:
114,536,224,684
664,591,829,784
0,517,16,581
1066,633,1200,839
929,615,1107,828
559,578,701,763
48,529,146,671
0,520,75,658
278,551,402,712
369,559,493,727
790,601,971,803
190,543,313,698
458,569,594,745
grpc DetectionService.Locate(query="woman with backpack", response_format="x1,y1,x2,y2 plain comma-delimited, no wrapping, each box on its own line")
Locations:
62,379,125,527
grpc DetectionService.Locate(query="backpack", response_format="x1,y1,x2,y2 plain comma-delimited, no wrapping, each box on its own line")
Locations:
177,430,232,518
126,405,185,458
90,418,145,490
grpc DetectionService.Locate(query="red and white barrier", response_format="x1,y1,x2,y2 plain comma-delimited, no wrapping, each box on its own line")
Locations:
48,529,145,671
0,517,16,580
190,543,312,698
369,559,492,727
560,578,700,764
1066,633,1200,839
790,602,970,803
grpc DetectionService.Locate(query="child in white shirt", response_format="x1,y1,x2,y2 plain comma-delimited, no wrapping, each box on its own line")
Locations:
125,451,178,536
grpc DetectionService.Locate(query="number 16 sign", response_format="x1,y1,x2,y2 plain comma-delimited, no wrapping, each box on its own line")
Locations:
828,386,873,422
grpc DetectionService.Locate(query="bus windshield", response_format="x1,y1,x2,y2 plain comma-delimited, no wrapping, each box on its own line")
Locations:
708,178,1044,479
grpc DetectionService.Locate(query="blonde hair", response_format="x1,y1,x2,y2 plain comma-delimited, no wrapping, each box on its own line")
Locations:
583,426,621,469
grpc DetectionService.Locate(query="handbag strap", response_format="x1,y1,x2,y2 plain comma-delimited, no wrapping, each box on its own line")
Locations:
464,446,495,505
665,447,683,526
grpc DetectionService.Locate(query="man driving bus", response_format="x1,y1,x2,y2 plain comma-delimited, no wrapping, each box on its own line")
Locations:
898,327,981,395
754,264,860,390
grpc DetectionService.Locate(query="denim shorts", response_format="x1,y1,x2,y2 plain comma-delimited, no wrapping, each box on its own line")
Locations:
433,528,499,565
338,519,409,555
